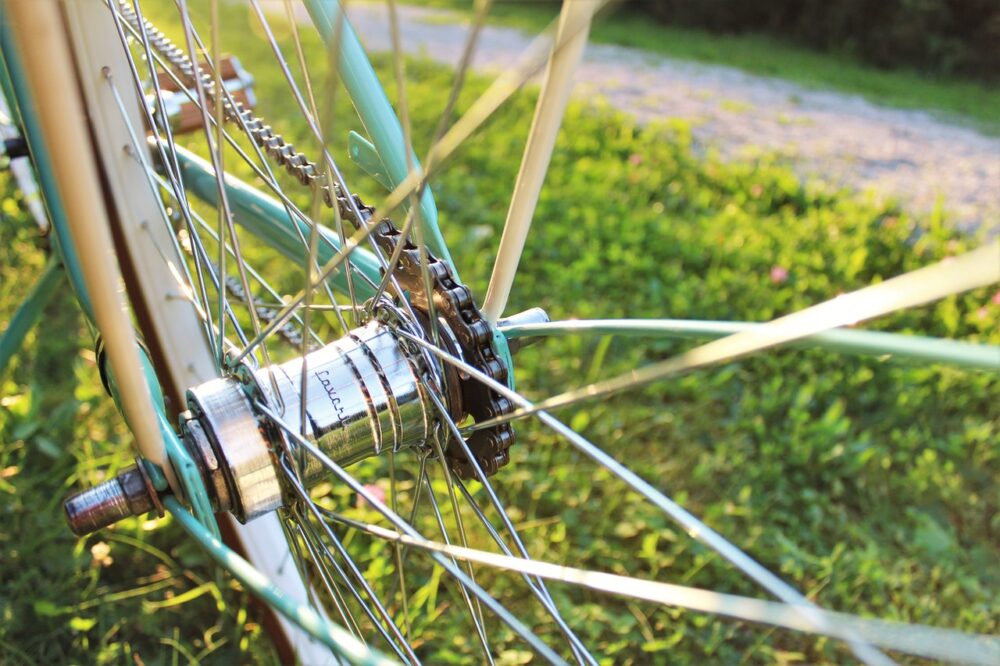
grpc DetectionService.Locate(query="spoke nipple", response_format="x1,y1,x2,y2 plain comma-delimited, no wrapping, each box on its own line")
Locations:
63,462,159,536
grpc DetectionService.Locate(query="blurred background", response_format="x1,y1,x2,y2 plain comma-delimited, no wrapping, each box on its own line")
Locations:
631,0,999,81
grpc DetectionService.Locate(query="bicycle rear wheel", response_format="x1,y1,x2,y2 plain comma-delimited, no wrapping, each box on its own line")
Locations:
35,0,1000,663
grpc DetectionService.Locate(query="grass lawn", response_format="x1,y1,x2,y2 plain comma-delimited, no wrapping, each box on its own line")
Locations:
1,1,998,664
0,207,279,662
407,0,1000,135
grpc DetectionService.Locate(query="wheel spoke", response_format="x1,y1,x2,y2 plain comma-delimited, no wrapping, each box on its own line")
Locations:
176,0,272,371
253,0,363,325
115,2,367,335
103,60,269,358
255,401,566,664
367,0,494,346
148,167,326,350
476,243,1000,430
385,449,412,640
368,0,610,225
209,0,227,365
283,460,419,663
248,0,421,327
421,385,595,663
280,512,366,644
112,0,222,358
283,0,363,335
394,328,889,664
312,512,1000,666
232,218,387,364
419,468,496,664
294,510,406,661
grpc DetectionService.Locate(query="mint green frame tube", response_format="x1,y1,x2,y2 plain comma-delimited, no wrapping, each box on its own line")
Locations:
499,319,1000,371
174,144,382,300
0,14,93,319
166,497,395,665
299,0,520,384
0,257,62,376
302,0,454,270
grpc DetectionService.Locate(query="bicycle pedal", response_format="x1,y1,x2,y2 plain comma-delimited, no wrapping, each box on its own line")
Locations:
153,55,256,134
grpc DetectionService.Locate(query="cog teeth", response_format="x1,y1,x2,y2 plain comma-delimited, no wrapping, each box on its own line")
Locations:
123,0,518,479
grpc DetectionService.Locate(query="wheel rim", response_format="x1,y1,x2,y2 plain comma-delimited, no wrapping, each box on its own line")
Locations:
85,0,1000,663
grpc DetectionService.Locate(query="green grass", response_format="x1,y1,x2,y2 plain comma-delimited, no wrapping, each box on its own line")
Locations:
0,204,278,663
406,0,1000,134
2,2,999,664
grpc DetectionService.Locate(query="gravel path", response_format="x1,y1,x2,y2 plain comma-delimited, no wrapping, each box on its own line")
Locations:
301,3,1000,233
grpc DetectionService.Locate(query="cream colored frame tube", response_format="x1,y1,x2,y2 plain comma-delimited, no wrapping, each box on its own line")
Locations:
7,0,173,485
44,1,335,660
481,0,595,323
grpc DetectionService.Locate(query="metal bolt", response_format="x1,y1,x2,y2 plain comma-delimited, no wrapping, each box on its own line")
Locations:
64,461,159,536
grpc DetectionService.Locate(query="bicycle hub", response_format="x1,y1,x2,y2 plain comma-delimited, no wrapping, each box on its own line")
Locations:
63,308,548,535
180,315,440,522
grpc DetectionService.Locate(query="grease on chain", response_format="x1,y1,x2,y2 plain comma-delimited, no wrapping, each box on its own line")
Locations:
120,2,514,477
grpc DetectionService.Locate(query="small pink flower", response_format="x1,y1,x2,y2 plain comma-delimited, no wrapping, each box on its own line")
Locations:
769,265,788,284
357,484,386,509
977,307,990,320
628,153,642,166
991,291,1000,306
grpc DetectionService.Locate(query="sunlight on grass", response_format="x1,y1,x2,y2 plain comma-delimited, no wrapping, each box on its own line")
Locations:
1,0,998,663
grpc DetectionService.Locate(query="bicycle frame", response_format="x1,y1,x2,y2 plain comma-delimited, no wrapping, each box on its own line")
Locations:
4,1,997,663
0,1,451,659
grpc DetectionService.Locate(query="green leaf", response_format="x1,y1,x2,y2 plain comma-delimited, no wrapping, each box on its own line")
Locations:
69,616,97,632
32,600,62,617
33,435,63,460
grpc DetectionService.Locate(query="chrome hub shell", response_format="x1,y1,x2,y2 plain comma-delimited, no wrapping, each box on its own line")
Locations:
182,317,436,523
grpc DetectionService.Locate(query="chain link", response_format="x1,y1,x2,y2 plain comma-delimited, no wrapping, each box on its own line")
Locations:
119,2,514,477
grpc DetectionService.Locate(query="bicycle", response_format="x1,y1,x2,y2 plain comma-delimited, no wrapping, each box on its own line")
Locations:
0,0,998,663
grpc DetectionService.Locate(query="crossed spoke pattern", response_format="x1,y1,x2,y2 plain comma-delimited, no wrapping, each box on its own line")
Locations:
101,0,999,663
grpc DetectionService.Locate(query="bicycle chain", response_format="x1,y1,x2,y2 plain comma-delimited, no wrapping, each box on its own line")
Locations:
119,2,514,477
217,270,309,352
